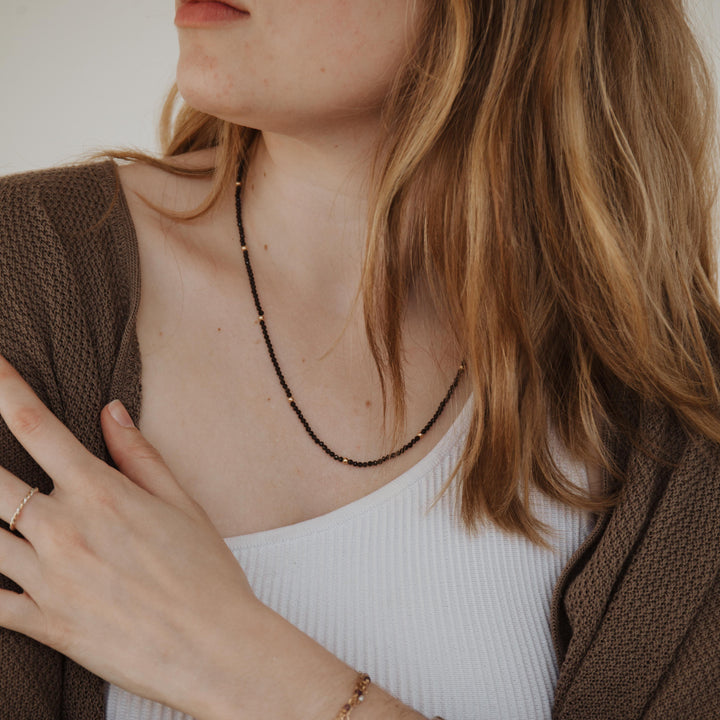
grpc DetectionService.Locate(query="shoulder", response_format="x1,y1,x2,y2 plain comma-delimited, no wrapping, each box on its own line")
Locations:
115,148,217,220
0,160,139,383
0,160,116,196
0,160,119,234
0,161,131,280
0,159,137,307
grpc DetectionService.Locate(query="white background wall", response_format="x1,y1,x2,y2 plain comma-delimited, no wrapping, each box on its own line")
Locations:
0,0,718,175
0,0,177,174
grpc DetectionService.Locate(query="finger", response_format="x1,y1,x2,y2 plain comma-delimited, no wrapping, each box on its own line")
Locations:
0,529,39,591
0,354,99,490
101,401,200,515
0,589,43,641
0,469,47,538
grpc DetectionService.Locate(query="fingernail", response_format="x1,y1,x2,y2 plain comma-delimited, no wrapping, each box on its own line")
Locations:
108,400,135,428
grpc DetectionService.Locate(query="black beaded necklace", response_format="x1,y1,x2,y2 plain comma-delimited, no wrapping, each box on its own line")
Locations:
234,165,464,468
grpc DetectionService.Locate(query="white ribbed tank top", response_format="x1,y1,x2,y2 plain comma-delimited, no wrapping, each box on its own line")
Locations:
106,399,592,720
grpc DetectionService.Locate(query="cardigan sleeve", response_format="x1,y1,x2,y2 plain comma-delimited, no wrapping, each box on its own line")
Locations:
0,168,71,720
0,162,140,720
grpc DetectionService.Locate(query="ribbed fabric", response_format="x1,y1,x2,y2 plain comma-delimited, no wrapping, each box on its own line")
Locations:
106,400,592,720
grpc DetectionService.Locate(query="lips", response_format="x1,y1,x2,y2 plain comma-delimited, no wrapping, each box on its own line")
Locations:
180,0,249,12
175,0,249,27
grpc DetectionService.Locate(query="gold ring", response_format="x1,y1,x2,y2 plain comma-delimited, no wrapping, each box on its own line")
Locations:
9,487,39,532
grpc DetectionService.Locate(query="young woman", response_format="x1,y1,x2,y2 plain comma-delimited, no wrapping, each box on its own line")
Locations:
0,1,718,718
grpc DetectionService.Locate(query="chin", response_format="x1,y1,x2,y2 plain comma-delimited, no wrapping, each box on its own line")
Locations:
175,74,291,136
175,60,246,122
175,51,384,137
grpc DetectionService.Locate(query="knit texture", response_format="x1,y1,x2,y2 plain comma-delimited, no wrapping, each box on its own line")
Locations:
0,162,140,720
0,162,718,720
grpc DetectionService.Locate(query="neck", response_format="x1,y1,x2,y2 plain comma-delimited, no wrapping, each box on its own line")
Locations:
241,123,383,290
254,124,378,209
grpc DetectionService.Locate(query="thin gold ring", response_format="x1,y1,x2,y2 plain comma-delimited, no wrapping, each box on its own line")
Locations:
9,487,39,532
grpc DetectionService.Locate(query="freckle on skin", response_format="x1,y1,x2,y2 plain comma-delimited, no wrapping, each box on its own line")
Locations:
197,53,218,72
264,244,268,250
217,328,222,332
320,67,326,73
302,358,306,363
365,400,371,408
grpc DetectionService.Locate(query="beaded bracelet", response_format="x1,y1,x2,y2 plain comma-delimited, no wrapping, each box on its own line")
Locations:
335,672,371,720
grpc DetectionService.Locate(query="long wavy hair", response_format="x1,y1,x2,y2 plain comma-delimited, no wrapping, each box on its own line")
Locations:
113,0,720,541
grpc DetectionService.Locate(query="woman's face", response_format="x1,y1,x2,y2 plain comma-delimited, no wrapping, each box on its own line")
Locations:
174,0,423,136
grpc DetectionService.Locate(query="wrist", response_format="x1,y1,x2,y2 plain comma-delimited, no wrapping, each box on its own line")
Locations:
192,599,426,720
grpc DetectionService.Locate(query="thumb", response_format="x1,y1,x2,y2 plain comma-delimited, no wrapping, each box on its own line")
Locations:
101,400,199,516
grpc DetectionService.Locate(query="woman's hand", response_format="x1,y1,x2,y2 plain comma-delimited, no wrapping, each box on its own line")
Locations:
0,353,263,716
0,354,427,720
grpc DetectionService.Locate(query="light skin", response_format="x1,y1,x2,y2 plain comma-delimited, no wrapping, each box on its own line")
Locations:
0,0,461,718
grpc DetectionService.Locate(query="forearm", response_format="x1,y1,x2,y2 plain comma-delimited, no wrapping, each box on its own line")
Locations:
191,599,426,720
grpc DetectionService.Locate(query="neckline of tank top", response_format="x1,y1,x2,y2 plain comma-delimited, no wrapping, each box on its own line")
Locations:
224,395,475,550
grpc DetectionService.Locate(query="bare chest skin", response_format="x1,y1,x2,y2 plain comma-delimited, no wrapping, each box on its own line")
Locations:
120,162,467,538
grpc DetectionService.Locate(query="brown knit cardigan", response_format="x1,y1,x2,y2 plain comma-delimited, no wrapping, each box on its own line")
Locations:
0,162,718,720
